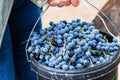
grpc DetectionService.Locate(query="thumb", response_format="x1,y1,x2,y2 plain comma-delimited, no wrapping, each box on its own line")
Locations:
71,0,80,7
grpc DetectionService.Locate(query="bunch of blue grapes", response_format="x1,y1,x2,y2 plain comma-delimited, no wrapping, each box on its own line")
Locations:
27,19,119,71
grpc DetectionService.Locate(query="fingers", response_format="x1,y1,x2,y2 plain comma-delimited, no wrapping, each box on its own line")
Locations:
58,0,71,7
48,0,80,7
71,0,80,7
48,0,71,7
48,0,59,6
60,0,71,6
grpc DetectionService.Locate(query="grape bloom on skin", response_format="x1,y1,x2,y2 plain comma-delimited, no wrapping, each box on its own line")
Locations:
27,18,119,71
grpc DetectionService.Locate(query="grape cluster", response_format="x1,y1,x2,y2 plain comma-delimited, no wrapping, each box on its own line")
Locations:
27,19,119,71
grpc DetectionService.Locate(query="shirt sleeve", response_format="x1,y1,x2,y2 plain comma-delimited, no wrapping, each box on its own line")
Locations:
0,0,14,47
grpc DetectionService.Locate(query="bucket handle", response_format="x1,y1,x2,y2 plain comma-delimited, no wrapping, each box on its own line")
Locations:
82,0,120,39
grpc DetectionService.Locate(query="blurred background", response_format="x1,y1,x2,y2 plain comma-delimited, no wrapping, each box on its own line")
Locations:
41,0,119,79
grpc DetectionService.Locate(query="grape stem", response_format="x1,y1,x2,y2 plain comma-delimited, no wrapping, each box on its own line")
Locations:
68,53,78,65
103,51,107,57
62,39,67,56
103,35,108,43
21,39,28,44
40,51,44,55
48,52,54,56
48,41,53,46
43,40,53,46
88,58,95,68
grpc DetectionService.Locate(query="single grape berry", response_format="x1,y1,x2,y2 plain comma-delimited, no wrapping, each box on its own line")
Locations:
83,60,89,66
76,63,82,69
69,65,75,70
35,48,40,54
39,55,44,60
62,65,69,70
28,46,34,52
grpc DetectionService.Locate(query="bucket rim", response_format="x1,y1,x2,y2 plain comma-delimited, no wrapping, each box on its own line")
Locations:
30,50,120,76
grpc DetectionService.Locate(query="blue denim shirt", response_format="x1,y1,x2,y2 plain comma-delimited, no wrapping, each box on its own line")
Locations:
0,0,43,47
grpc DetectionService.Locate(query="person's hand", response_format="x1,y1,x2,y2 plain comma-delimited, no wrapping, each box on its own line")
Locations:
48,0,80,7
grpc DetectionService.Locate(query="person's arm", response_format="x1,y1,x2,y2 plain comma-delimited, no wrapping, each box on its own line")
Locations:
31,0,79,7
0,0,14,47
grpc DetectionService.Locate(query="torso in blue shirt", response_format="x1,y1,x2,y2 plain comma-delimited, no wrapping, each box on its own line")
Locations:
9,0,42,80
